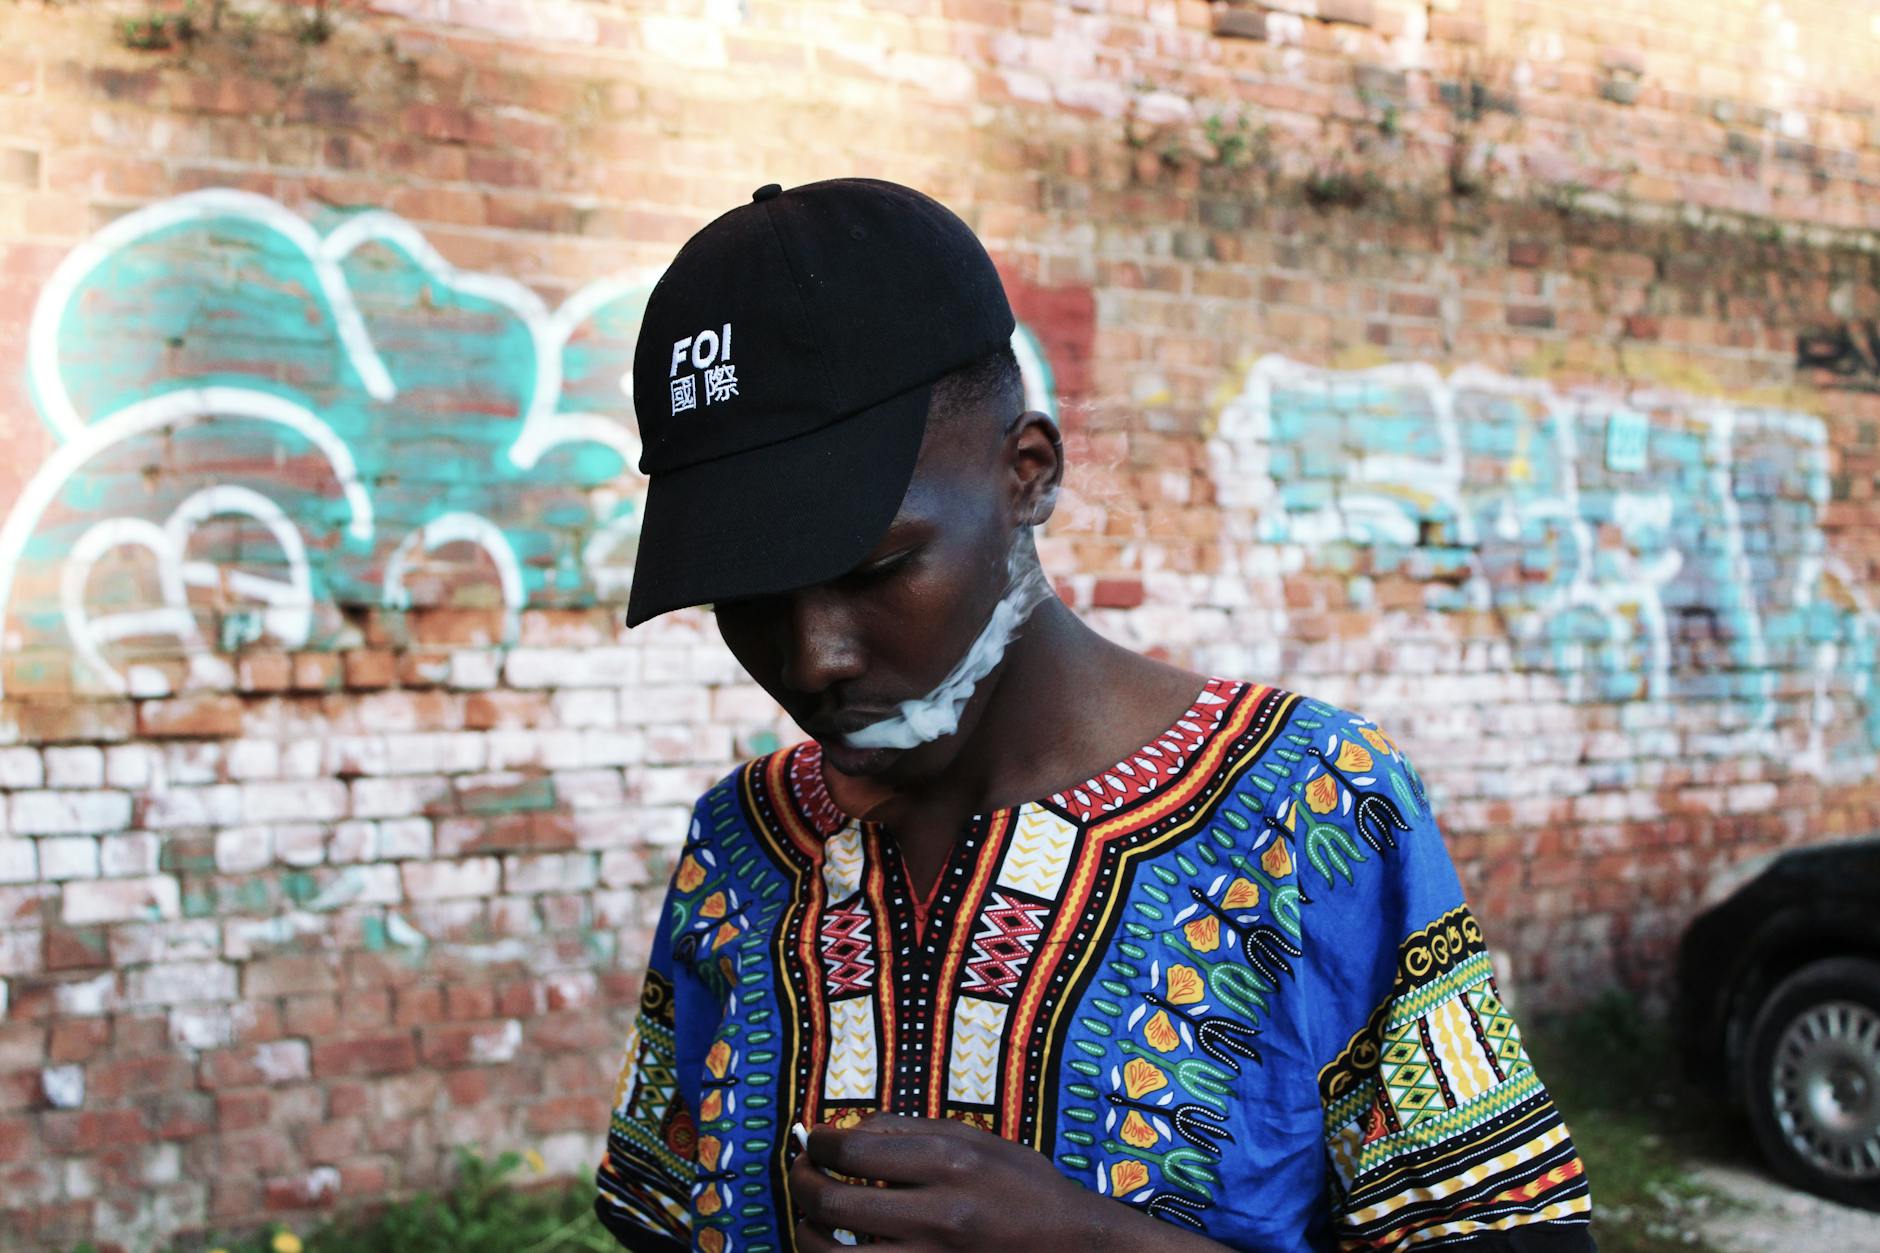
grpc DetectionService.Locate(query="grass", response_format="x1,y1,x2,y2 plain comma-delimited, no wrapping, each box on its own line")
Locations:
152,1150,615,1253
87,998,1743,1252
1526,993,1744,1252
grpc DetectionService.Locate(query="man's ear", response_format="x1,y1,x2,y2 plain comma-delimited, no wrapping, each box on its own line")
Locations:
1005,411,1064,528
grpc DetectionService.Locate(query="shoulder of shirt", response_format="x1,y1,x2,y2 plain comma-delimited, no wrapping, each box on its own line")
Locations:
685,742,826,817
690,751,777,811
1219,679,1420,779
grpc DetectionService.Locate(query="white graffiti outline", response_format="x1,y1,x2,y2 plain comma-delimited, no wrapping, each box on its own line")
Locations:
1806,553,1878,780
1011,324,1058,419
28,189,396,441
382,512,525,636
0,386,371,698
59,485,317,694
166,484,316,649
1466,372,1683,706
513,276,655,470
320,211,652,473
1212,355,1879,782
61,518,201,692
6,189,1063,706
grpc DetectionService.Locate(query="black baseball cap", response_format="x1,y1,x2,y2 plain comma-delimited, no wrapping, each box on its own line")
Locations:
623,178,1016,626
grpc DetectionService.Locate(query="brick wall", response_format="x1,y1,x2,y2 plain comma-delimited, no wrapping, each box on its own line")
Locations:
2,0,1878,1245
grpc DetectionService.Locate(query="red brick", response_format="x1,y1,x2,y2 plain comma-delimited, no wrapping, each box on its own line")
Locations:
339,1157,390,1195
523,1094,605,1133
212,1177,262,1220
0,1115,32,1164
245,954,340,998
443,1067,490,1107
1507,240,1548,268
1091,578,1147,609
238,653,293,692
387,183,487,227
136,695,243,739
85,1054,193,1101
4,1199,90,1246
418,1020,522,1066
281,995,341,1038
397,651,453,687
342,650,397,689
392,984,446,1028
214,1128,296,1177
291,653,342,692
42,926,105,972
46,1019,109,1064
40,1108,148,1154
1211,6,1266,39
525,1010,611,1054
326,1081,369,1119
399,103,492,145
149,1089,215,1140
217,1088,271,1132
1387,290,1441,319
0,1070,40,1112
444,982,496,1021
14,701,134,744
311,1035,418,1078
264,1168,342,1210
463,691,553,729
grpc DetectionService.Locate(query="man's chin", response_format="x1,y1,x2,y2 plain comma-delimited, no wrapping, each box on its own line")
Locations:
816,737,901,779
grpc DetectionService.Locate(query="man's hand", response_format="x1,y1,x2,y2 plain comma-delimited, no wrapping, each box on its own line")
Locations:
787,1115,1229,1252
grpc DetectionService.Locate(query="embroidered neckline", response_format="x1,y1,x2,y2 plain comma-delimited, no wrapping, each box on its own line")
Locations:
1044,675,1241,822
783,675,1246,834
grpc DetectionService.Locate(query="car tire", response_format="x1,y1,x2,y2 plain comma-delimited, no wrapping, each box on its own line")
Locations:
1742,956,1880,1211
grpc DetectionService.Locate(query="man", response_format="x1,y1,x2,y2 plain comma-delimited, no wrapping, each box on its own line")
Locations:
594,178,1595,1252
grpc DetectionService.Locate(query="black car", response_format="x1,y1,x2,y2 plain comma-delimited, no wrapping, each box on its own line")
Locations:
1677,836,1880,1209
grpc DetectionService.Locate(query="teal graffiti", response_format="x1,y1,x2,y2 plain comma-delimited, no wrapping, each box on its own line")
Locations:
2,189,1059,698
1214,357,1879,780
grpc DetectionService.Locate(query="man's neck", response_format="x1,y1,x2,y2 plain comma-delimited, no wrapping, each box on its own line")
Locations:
829,601,1206,893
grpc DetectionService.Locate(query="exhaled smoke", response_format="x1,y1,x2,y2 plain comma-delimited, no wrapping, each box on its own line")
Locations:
844,530,1052,751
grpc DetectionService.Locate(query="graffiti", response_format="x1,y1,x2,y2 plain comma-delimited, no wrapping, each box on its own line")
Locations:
1797,321,1880,388
2,189,1058,698
1209,356,1879,781
18,193,1866,777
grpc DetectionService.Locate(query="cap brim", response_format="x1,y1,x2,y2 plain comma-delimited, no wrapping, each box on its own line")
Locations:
624,383,930,626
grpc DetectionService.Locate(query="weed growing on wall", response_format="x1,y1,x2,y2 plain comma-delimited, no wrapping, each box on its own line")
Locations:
68,1151,616,1253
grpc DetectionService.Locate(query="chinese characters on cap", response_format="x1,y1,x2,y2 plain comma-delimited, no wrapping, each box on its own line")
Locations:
670,323,738,415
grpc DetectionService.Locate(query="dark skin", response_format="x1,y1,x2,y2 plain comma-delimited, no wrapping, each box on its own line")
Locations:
713,397,1231,1252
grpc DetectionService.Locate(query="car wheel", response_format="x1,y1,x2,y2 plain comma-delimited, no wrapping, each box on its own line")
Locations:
1743,956,1880,1210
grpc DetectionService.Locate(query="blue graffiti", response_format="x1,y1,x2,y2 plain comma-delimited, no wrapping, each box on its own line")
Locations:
1214,357,1879,779
2,190,1056,698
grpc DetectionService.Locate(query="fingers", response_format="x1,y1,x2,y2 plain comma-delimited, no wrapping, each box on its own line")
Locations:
788,1142,898,1242
807,1116,988,1186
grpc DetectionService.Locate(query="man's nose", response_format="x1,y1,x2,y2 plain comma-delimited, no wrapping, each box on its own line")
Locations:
777,587,865,694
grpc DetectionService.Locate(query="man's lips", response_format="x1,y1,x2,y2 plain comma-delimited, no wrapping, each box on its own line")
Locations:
800,709,900,742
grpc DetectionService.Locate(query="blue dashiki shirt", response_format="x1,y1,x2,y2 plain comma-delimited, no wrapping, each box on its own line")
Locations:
595,679,1594,1251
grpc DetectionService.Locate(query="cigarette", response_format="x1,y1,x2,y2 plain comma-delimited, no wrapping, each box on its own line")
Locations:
792,1122,858,1245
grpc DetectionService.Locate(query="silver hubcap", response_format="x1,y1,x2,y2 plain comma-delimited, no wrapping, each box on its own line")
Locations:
1771,998,1880,1180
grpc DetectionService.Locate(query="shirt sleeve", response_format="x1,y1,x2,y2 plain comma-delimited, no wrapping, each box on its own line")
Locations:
1294,711,1594,1251
595,801,720,1252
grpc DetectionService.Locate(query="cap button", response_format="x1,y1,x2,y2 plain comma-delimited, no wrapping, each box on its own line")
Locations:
752,183,782,202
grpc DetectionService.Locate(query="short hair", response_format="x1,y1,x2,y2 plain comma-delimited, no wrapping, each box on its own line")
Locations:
928,340,1024,436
